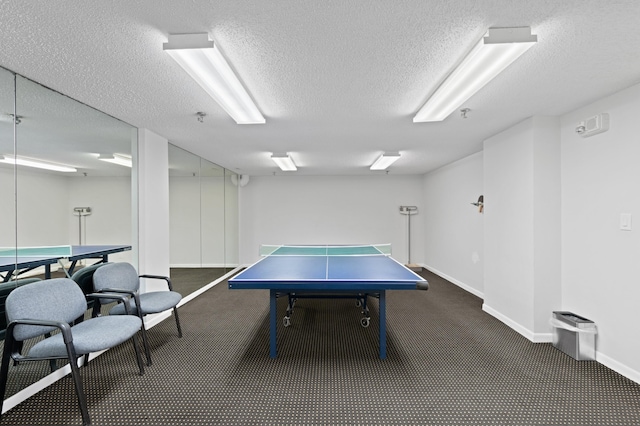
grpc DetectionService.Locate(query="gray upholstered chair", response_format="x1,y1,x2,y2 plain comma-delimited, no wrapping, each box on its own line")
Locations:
70,263,109,314
0,278,42,341
0,278,145,426
92,262,182,366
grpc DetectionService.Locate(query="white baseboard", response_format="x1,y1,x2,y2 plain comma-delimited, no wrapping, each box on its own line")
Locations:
482,304,640,384
596,351,640,385
482,303,534,341
534,333,554,343
170,263,237,268
419,265,640,384
482,304,554,343
421,264,484,299
169,263,202,268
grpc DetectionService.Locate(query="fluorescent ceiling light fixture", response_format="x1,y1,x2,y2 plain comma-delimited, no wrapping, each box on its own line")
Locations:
0,154,77,172
163,33,265,124
0,113,21,124
414,27,537,123
271,153,297,171
370,152,401,170
98,153,132,168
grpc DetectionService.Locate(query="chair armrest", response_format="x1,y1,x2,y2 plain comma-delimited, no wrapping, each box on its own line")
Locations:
7,318,73,344
139,274,174,291
94,288,136,297
87,292,136,315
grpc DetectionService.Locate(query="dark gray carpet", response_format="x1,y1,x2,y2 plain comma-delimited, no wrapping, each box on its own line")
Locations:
0,266,227,398
169,267,229,296
29,266,228,302
2,270,640,425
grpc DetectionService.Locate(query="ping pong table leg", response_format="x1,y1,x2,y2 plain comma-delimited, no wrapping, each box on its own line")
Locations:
270,290,277,358
379,290,387,359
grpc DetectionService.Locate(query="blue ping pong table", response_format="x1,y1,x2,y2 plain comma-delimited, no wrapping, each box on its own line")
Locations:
229,245,428,359
0,245,131,282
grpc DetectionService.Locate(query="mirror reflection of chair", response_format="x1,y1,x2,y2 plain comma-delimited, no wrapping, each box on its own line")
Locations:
92,262,182,366
70,263,109,313
0,278,145,426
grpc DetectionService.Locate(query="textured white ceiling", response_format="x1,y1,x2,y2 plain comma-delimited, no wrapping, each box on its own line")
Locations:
1,0,639,176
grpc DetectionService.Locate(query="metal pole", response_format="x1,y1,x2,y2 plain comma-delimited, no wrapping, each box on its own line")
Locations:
409,212,412,264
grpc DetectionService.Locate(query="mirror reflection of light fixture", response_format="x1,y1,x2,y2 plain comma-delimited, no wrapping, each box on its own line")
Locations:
98,153,132,168
163,33,265,124
0,113,22,124
370,152,401,170
0,154,77,172
230,174,250,187
271,153,297,171
414,27,537,122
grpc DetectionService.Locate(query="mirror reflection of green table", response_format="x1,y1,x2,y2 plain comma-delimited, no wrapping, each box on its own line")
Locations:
0,245,131,282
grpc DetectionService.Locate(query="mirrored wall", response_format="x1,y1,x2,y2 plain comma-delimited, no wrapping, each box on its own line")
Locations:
0,68,137,268
168,144,239,296
0,67,137,399
0,67,241,404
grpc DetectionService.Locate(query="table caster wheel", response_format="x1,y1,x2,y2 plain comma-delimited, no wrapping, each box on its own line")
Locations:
283,316,291,327
360,317,370,328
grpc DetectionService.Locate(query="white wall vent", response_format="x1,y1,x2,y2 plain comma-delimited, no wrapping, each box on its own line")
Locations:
576,113,609,138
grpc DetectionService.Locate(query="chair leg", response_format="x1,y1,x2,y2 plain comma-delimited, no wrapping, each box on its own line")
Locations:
43,333,58,373
131,333,145,376
173,307,183,338
0,337,16,419
139,325,152,366
13,340,24,365
64,349,91,426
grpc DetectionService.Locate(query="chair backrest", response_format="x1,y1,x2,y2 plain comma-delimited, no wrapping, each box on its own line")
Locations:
5,278,87,342
93,262,140,294
0,278,42,340
70,263,107,296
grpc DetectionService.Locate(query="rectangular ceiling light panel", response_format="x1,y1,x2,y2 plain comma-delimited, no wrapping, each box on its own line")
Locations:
0,154,77,172
414,27,537,123
98,153,132,168
370,152,401,170
271,153,297,171
163,33,265,124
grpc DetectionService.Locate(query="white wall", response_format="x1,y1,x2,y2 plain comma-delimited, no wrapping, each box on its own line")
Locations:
169,175,232,268
422,152,484,297
14,170,69,247
201,175,226,266
561,83,640,381
137,128,170,290
423,83,640,382
169,176,201,267
0,168,132,265
483,119,536,333
482,116,561,341
0,168,15,247
224,174,240,266
67,176,133,264
239,175,423,264
532,118,562,333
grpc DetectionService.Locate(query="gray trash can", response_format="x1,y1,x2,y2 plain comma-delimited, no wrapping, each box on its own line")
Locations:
551,311,597,361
